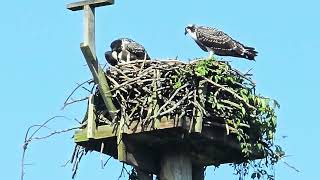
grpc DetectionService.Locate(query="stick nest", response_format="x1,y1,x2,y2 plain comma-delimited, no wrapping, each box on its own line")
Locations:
93,58,279,158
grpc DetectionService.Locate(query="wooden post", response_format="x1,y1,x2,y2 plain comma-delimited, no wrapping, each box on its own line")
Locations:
86,95,96,138
68,2,155,180
67,0,117,120
160,153,192,180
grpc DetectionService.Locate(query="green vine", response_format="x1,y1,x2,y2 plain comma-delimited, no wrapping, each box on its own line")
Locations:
192,57,283,179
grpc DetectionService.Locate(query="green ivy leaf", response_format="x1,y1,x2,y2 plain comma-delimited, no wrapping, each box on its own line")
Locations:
214,75,221,82
173,80,182,89
216,103,222,110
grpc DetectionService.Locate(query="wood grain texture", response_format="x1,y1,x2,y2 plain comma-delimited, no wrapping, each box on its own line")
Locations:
74,115,188,143
80,44,117,120
86,95,96,138
83,5,96,55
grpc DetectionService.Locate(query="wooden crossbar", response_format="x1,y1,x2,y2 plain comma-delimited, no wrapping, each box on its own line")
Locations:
67,0,114,11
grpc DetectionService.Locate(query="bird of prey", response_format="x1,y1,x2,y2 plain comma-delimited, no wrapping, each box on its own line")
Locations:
185,24,257,60
109,38,150,64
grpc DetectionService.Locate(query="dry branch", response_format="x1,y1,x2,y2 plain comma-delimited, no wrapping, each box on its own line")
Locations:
21,116,82,180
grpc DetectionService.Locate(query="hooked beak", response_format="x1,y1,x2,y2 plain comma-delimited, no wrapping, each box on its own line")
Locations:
111,51,119,60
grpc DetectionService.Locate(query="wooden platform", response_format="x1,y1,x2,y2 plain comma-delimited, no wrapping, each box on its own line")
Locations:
74,96,264,174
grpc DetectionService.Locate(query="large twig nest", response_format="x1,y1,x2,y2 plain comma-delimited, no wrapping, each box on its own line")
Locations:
93,58,279,158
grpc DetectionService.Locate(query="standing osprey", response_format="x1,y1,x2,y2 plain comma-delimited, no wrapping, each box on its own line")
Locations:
109,38,150,63
185,24,257,60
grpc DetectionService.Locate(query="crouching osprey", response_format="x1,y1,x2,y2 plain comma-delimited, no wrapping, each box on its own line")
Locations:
106,38,150,65
185,24,257,60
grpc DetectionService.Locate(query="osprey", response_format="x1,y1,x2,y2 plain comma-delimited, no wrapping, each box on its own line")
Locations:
185,24,257,60
109,38,150,63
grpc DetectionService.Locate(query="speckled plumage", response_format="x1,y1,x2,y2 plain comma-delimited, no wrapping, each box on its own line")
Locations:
185,24,257,60
110,38,150,61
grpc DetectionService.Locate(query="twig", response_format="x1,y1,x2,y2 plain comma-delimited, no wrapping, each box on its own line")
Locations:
32,126,80,140
230,68,255,86
62,97,89,110
150,94,189,119
103,156,113,167
156,83,189,117
264,146,300,173
203,77,256,110
62,79,92,110
21,116,79,180
118,163,126,180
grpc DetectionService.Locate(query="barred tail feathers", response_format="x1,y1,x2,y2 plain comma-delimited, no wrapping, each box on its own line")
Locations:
244,46,258,61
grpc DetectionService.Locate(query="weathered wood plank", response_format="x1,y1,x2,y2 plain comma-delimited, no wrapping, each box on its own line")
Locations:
86,95,96,138
67,0,114,11
74,114,190,143
123,115,189,134
80,44,117,120
83,5,95,55
94,125,116,139
117,112,126,161
69,0,117,121
74,129,89,142
74,124,116,142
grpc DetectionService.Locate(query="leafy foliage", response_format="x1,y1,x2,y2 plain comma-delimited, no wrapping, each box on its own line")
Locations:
190,57,283,180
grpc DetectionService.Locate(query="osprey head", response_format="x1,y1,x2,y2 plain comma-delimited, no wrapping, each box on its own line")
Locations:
185,24,196,35
110,39,123,52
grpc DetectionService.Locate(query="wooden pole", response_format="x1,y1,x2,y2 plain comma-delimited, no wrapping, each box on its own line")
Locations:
67,0,117,120
160,152,192,180
83,4,96,55
67,2,154,180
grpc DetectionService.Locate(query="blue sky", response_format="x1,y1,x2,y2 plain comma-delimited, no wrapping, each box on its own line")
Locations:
1,0,319,179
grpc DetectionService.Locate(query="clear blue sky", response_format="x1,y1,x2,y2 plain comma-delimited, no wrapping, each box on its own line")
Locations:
1,0,319,179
